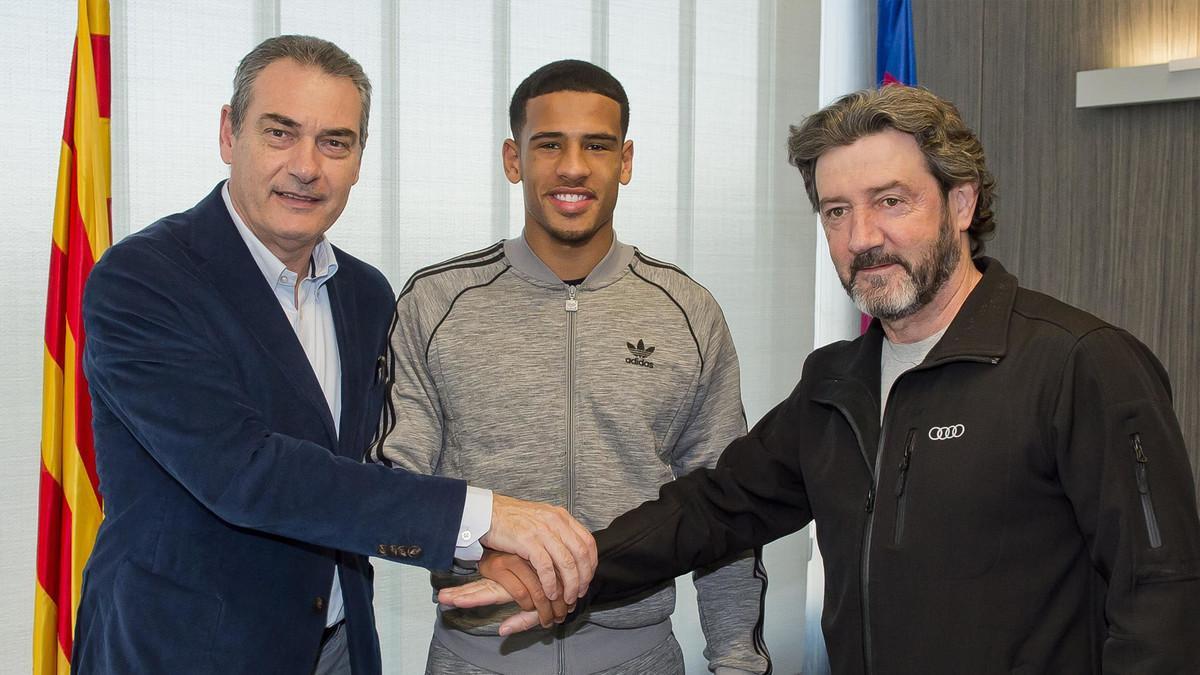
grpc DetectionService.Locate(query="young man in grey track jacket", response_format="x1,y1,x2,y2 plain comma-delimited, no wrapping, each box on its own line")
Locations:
374,60,770,674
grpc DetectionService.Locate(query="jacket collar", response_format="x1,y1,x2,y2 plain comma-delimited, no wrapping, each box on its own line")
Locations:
841,256,1016,379
221,182,339,292
810,256,1018,457
503,231,635,289
923,256,1015,363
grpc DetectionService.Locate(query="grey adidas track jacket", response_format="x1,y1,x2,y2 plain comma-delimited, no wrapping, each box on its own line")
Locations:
377,235,769,674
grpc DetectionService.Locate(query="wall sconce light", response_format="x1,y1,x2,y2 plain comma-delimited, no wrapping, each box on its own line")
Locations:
1076,57,1200,108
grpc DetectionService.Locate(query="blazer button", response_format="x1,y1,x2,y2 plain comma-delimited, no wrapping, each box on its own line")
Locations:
314,596,326,612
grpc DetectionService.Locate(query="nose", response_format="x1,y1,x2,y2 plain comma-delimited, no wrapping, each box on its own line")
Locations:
288,139,321,185
846,209,884,255
556,144,590,182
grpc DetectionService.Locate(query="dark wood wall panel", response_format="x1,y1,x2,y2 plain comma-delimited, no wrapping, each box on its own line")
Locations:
914,0,1200,488
912,0,983,127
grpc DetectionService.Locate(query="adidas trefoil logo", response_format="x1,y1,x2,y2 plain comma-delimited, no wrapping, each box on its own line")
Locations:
625,339,655,369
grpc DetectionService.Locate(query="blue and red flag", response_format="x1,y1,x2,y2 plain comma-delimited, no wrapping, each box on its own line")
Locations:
877,0,917,87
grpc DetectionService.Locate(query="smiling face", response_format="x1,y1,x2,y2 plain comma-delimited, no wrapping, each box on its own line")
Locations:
503,90,633,252
815,128,976,321
219,58,362,271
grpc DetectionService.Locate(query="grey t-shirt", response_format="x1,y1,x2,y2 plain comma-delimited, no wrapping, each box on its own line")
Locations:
880,326,948,421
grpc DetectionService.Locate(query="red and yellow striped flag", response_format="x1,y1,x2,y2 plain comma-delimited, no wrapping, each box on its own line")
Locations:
34,0,111,671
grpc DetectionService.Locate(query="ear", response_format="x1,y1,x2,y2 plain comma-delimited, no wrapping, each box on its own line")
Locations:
949,182,979,233
619,140,634,185
218,105,236,165
502,139,522,184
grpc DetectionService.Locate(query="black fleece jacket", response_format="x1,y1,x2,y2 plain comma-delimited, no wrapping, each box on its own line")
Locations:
586,257,1200,674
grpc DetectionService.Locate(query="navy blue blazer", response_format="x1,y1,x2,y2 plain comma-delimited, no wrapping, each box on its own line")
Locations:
74,183,466,674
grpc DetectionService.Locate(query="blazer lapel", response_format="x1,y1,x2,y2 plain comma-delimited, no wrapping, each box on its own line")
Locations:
189,184,339,447
328,274,363,459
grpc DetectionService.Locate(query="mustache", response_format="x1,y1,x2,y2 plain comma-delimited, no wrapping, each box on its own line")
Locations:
850,250,911,278
273,184,322,198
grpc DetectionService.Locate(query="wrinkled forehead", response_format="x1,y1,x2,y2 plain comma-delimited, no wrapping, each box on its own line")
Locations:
814,129,935,199
247,60,362,133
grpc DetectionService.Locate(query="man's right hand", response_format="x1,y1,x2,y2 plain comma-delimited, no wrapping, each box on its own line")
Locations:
481,494,596,603
440,551,564,635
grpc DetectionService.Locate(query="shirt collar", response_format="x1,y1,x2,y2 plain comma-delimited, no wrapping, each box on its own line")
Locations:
222,181,339,289
503,231,633,289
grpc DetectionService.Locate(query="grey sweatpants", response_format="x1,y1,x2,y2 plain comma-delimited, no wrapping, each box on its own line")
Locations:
425,631,685,675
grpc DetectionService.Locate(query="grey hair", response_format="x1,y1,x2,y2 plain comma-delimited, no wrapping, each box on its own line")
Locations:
788,86,996,256
229,35,371,148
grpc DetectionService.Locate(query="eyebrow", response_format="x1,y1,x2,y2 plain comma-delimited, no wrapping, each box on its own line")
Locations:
321,127,358,140
868,180,909,195
527,131,621,144
818,180,913,209
258,112,358,143
528,131,565,143
259,112,300,129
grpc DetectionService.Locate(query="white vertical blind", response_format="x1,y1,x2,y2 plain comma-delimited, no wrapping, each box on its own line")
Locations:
607,0,683,263
1,5,77,672
119,2,256,238
3,2,828,671
385,3,501,273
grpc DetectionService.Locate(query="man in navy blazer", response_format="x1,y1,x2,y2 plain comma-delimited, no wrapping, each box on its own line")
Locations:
74,36,595,674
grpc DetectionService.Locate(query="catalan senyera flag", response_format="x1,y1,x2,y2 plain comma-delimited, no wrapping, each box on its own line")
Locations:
35,0,112,671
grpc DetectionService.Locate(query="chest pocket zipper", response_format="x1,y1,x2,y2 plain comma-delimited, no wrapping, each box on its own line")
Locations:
893,428,918,546
1132,433,1163,549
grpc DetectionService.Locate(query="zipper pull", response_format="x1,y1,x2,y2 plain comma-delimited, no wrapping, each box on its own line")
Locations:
565,285,578,312
894,429,916,497
865,484,876,513
1132,433,1148,463
1132,433,1150,494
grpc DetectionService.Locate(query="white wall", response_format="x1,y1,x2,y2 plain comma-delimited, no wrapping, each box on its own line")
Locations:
803,1,877,672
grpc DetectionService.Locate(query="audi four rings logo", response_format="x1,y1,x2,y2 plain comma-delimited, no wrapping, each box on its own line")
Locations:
928,424,965,441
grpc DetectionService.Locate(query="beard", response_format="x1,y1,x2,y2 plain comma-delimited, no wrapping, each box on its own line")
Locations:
841,210,962,321
541,219,606,245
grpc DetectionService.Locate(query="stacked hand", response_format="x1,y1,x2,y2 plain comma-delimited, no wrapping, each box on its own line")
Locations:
441,551,571,635
477,494,596,614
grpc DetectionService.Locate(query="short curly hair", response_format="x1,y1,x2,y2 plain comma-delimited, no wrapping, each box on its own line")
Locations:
509,59,629,138
787,86,996,255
